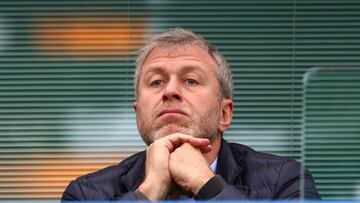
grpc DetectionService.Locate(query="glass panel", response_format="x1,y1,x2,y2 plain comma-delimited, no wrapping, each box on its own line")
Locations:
302,67,360,200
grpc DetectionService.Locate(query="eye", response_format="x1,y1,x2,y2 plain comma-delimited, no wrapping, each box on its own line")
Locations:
185,78,199,85
150,79,164,87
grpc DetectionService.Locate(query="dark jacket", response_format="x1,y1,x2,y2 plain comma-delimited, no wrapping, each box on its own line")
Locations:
62,139,320,200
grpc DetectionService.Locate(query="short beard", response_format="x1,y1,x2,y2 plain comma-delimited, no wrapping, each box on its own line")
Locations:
143,124,194,145
136,102,221,146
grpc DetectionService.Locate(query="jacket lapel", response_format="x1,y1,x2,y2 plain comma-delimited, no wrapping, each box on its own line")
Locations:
216,138,244,185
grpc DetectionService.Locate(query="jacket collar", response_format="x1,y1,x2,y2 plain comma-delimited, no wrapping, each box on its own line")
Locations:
118,151,146,191
216,138,244,184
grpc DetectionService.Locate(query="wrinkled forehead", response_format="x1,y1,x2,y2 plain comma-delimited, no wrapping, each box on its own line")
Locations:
143,44,216,68
148,44,192,58
150,44,190,56
135,43,220,97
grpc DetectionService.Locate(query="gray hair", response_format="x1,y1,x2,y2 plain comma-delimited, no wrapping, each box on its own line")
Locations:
134,28,233,99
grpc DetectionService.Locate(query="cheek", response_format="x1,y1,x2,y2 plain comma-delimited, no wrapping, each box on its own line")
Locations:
196,91,218,105
139,89,161,100
143,92,164,108
136,99,157,117
191,98,218,118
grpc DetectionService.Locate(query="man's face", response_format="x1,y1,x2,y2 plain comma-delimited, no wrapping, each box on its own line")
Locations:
133,45,230,145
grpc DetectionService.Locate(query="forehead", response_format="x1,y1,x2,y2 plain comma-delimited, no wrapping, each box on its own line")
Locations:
142,44,217,69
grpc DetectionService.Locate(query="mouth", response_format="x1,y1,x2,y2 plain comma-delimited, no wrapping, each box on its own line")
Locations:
158,108,188,118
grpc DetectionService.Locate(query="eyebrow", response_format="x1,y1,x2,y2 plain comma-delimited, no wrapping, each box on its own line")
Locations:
140,66,162,77
143,65,207,76
180,65,206,75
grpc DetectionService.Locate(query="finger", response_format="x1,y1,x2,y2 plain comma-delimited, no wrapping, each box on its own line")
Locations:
165,133,211,151
167,133,210,147
175,142,211,154
198,144,212,153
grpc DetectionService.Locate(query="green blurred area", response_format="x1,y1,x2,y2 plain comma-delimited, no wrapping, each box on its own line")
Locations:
0,0,359,200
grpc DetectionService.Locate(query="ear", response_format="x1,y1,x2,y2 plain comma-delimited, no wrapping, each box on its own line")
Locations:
132,101,138,112
218,99,234,132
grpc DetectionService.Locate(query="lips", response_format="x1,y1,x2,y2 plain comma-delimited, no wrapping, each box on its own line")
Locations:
158,108,188,117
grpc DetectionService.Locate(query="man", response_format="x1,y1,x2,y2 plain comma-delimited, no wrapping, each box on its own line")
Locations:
62,28,320,201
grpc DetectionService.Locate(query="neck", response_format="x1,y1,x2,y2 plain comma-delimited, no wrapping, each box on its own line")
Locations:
203,135,221,165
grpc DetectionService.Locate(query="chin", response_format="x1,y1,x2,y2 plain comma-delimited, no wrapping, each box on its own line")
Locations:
140,124,192,145
156,124,193,137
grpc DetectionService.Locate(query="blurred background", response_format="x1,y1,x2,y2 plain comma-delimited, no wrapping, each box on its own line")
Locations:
0,0,359,201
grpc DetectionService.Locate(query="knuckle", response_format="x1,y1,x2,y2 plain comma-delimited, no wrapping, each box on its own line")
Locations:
148,142,155,149
152,139,162,146
169,154,176,162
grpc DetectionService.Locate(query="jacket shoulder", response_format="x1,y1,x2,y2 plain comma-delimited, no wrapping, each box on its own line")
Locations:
217,141,320,199
62,151,145,200
228,142,295,169
87,151,143,177
227,142,301,195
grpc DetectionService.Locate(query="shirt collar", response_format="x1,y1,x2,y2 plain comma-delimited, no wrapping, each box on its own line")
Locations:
210,156,218,173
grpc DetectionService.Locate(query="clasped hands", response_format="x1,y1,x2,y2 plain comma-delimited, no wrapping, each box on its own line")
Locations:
138,133,216,200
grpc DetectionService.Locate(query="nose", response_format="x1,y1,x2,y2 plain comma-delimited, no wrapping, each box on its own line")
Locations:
162,78,182,102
